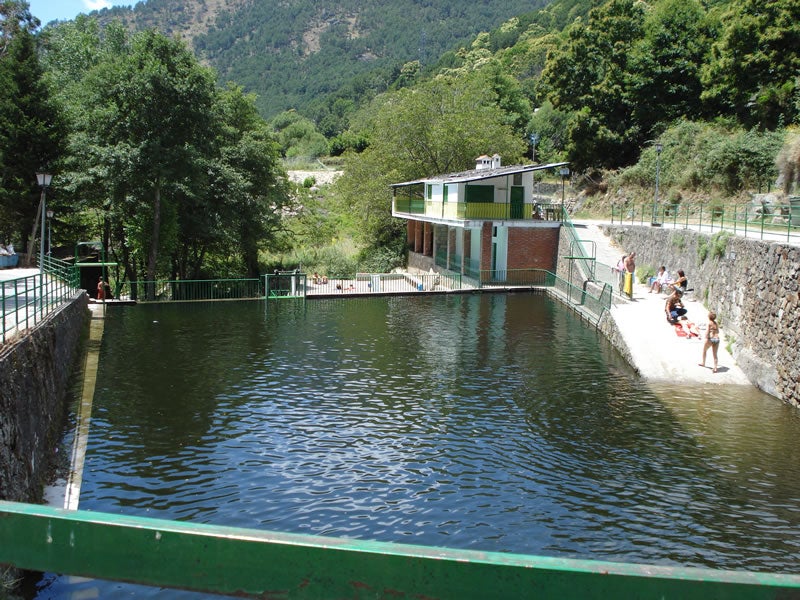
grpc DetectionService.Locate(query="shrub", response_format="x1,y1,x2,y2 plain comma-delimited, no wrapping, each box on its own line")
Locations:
638,264,655,285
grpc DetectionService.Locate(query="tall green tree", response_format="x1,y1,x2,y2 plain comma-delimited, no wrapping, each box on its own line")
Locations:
537,0,648,170
336,74,525,254
43,20,290,283
629,0,711,138
701,0,800,129
0,2,64,257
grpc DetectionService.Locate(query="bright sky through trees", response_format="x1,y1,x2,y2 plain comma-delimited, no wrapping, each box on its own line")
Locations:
27,0,129,26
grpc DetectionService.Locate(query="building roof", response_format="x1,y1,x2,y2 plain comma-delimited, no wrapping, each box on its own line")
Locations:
391,161,569,188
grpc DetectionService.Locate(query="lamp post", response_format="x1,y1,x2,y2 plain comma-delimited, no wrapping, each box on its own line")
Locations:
36,172,52,269
46,209,54,255
559,167,570,205
651,143,662,226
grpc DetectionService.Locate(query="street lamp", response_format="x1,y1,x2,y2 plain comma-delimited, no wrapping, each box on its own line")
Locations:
46,209,54,255
559,167,570,205
651,143,663,226
36,172,53,269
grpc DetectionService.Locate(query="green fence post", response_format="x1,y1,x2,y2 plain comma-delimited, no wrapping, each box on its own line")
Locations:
788,210,792,243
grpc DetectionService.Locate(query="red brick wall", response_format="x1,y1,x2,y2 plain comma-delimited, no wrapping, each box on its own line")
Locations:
507,226,560,271
414,221,423,253
423,222,433,257
481,223,494,271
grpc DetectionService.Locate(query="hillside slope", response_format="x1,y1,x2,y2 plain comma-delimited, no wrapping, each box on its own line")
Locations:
90,0,548,119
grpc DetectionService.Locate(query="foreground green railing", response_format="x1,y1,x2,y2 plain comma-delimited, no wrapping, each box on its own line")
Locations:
1,501,798,599
611,202,800,243
1,257,81,343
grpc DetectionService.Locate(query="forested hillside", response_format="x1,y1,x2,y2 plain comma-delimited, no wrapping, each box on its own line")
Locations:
3,0,799,286
89,0,549,122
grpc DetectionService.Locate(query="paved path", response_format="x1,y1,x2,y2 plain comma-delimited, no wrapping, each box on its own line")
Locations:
573,220,751,386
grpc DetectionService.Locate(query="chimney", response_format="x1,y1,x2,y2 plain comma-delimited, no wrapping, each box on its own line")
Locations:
475,155,491,170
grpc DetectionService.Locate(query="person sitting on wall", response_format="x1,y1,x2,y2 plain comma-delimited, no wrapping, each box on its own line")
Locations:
664,289,687,323
648,266,669,293
669,269,688,294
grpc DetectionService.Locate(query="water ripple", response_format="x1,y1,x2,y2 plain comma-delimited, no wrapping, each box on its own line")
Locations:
76,295,800,576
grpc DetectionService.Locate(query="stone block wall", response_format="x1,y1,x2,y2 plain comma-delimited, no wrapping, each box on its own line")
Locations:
0,293,90,502
601,225,800,406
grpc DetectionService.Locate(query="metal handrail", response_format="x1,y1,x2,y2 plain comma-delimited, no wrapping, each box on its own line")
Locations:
611,202,800,243
118,278,263,302
1,258,82,344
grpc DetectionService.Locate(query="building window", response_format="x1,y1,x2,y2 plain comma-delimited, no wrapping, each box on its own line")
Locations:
513,173,522,186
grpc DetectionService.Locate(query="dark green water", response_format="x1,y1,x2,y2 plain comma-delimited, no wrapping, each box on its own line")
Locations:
33,293,800,598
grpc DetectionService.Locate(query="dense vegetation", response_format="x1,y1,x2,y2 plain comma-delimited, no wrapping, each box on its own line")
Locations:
90,0,548,130
1,0,799,285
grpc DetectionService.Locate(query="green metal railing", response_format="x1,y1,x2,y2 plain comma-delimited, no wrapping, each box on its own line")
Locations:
307,272,466,295
3,501,798,599
478,268,555,287
394,198,566,222
1,257,81,343
611,202,800,243
118,278,263,302
476,269,611,325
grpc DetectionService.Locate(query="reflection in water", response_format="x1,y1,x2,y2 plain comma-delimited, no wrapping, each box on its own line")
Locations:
33,294,800,598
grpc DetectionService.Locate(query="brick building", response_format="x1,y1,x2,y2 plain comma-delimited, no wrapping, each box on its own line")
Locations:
391,155,568,283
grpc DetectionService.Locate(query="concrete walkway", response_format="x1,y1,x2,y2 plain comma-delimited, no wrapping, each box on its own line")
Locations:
574,221,751,386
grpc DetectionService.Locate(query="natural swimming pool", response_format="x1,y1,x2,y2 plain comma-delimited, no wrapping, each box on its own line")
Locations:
31,293,800,598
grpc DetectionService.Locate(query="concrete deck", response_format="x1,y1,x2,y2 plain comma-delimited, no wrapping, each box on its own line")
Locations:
574,221,751,386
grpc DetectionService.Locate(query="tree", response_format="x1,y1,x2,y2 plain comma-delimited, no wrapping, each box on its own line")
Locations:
42,21,291,283
537,0,647,170
0,11,64,259
628,0,710,137
336,74,525,254
701,0,800,129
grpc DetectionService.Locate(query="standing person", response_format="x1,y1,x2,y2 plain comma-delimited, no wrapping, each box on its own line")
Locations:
97,277,106,300
615,254,627,294
623,252,636,298
699,312,721,373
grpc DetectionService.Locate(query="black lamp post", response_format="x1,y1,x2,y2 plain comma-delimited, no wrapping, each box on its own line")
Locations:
46,209,54,255
559,167,570,205
36,172,52,268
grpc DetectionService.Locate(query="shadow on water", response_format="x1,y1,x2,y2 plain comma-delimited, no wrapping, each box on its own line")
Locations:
27,293,800,598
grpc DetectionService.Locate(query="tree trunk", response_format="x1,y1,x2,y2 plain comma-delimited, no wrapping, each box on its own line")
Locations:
25,192,43,267
146,183,161,300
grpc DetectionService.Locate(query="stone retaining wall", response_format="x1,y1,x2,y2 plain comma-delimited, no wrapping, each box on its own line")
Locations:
0,293,90,502
601,225,799,406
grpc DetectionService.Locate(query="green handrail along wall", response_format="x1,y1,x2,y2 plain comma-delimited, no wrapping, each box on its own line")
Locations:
1,501,799,599
1,256,82,343
611,202,800,243
477,269,610,326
